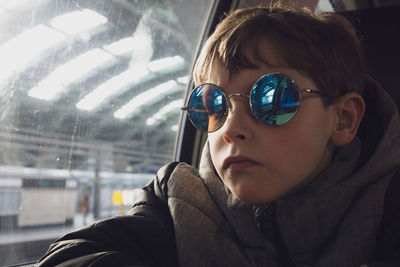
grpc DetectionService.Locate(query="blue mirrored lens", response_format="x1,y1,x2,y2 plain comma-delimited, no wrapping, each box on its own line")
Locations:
250,73,300,125
187,84,227,132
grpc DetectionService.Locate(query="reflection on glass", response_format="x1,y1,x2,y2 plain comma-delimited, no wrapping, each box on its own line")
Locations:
29,49,116,100
146,99,183,126
50,9,108,35
114,80,183,119
76,68,150,111
0,0,212,265
0,25,66,84
103,37,137,56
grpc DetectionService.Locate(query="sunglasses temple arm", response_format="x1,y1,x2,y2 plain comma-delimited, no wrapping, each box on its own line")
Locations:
181,107,211,114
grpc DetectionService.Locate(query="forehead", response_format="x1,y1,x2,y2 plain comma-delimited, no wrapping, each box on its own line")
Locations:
206,56,318,94
246,37,286,68
206,38,287,84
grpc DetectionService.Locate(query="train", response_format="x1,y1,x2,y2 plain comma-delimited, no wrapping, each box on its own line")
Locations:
0,165,154,230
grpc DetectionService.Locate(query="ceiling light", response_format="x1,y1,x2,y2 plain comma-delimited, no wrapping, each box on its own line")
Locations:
77,55,185,112
76,68,150,111
177,76,189,84
103,37,136,56
0,24,66,84
29,49,115,101
114,80,179,119
51,9,107,35
104,33,153,59
146,99,182,126
147,56,184,73
0,0,31,9
171,125,179,132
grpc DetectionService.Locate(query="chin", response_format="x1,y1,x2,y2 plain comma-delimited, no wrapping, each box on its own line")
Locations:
231,187,279,204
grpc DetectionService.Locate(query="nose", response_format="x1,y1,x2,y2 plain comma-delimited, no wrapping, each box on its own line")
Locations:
221,96,254,143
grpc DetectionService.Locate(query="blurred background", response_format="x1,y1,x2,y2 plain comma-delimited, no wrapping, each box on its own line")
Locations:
0,0,212,265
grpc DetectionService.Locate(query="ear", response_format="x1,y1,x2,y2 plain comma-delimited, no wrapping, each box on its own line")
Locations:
330,92,365,146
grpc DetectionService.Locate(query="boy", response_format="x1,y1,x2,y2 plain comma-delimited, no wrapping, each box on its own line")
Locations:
38,5,400,267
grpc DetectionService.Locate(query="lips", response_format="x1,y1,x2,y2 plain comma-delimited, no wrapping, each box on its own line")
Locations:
222,155,260,171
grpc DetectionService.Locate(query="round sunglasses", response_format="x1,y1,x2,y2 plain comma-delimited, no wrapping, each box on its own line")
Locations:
181,73,334,132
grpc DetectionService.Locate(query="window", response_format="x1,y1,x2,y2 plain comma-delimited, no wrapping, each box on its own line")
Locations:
0,0,212,265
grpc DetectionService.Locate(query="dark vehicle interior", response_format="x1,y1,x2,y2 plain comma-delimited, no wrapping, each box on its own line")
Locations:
0,0,399,266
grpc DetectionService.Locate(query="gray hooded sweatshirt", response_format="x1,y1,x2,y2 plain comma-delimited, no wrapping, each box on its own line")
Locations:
166,77,400,267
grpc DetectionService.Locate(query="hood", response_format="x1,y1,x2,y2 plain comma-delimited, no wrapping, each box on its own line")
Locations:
199,75,400,195
197,75,400,266
354,75,400,183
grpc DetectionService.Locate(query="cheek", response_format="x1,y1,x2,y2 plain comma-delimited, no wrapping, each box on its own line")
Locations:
276,110,334,176
208,134,223,165
207,133,229,179
267,104,329,154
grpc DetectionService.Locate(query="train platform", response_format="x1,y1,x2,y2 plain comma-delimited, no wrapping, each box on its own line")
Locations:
0,213,95,266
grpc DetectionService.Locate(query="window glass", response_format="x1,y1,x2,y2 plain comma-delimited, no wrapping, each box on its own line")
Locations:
238,0,334,12
0,0,212,265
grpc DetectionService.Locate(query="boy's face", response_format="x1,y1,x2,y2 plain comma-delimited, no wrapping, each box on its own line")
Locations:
207,42,338,204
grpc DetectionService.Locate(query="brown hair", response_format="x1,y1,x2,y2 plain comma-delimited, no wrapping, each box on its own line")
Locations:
193,5,367,104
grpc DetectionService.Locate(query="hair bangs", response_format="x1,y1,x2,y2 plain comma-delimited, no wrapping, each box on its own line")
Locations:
194,5,366,101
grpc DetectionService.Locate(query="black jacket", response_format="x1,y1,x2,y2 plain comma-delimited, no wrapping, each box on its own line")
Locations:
37,163,179,267
37,162,400,267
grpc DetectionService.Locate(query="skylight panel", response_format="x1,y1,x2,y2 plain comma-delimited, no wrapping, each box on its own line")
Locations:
76,68,150,111
147,56,184,73
114,80,179,119
0,24,66,84
177,76,189,84
0,0,33,9
103,37,136,56
51,9,107,36
315,0,334,12
104,32,152,58
171,125,179,132
146,99,182,126
28,49,115,101
76,55,185,112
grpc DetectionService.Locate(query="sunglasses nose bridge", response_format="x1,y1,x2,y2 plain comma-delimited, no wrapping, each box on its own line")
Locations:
225,93,249,113
227,93,250,100
227,93,250,108
225,93,254,121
